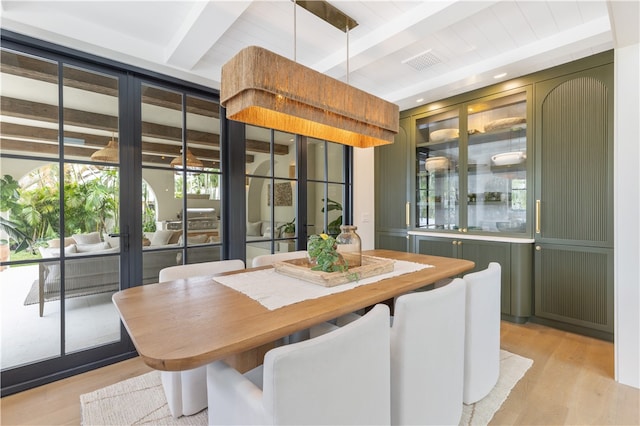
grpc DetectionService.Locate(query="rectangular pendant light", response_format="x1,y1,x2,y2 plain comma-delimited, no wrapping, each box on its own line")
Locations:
221,46,399,148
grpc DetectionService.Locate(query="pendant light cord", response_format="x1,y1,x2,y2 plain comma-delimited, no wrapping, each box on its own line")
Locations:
346,25,350,84
293,0,297,62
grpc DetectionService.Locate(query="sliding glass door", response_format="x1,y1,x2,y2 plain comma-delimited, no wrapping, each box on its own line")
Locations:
0,47,134,394
140,83,223,283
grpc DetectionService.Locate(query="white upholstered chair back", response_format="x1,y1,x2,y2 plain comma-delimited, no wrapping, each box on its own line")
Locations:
207,304,391,425
251,250,308,267
159,259,245,282
390,278,467,425
462,262,501,404
158,259,245,418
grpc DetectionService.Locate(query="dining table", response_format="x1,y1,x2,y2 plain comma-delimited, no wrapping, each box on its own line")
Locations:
112,249,475,372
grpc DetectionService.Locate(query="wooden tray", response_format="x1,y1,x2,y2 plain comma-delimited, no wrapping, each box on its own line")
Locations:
273,255,395,287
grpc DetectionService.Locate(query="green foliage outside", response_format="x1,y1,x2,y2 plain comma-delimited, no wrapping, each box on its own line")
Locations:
321,197,343,237
0,165,119,254
174,172,220,198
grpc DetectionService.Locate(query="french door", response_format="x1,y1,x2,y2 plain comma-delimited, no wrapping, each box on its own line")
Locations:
0,46,139,395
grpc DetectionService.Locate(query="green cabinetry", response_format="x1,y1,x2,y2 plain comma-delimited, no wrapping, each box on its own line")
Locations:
375,117,411,251
414,88,532,237
414,235,531,322
533,61,614,340
376,51,614,337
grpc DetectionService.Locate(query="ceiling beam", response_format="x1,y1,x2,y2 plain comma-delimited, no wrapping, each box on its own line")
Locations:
0,137,224,168
1,50,220,118
0,122,256,163
165,1,251,70
313,1,498,79
1,96,287,155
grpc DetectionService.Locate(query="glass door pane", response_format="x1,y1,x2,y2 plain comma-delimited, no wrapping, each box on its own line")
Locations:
466,92,527,234
245,126,298,265
62,64,122,354
415,108,460,230
307,139,347,238
140,84,223,281
1,49,64,369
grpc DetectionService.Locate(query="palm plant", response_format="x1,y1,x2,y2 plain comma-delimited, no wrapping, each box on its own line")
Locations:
0,174,33,252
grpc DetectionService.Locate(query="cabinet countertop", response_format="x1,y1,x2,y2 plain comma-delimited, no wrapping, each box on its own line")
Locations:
409,230,534,244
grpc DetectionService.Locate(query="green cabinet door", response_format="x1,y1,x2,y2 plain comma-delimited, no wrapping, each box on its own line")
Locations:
414,235,456,258
458,239,512,316
534,244,614,340
413,235,531,322
534,62,614,339
375,117,411,251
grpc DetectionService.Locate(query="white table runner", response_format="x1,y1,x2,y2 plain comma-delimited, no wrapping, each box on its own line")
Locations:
213,258,433,310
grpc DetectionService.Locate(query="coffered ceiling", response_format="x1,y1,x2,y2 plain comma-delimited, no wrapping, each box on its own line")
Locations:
1,0,633,112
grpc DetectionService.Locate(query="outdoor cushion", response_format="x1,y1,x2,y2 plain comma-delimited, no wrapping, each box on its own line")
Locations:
150,230,175,246
247,221,262,236
72,232,101,245
76,242,111,253
47,237,76,248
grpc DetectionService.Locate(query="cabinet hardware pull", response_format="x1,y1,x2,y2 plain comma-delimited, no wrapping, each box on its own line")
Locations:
452,241,456,246
535,199,541,234
535,245,542,251
405,202,410,227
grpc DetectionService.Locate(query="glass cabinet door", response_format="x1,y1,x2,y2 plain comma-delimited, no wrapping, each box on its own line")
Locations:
466,91,528,234
415,108,460,230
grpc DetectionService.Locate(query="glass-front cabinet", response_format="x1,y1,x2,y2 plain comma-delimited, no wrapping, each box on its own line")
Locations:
415,107,460,231
415,88,531,237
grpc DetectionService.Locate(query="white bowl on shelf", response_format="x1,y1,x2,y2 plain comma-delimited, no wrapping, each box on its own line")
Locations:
425,156,450,172
491,151,526,166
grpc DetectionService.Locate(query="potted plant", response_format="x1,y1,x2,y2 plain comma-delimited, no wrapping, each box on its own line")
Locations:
278,219,296,238
307,233,347,273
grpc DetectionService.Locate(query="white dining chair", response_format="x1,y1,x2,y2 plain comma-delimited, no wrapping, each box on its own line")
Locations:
251,250,308,267
390,278,466,425
309,279,467,425
462,262,501,404
207,304,391,425
158,259,246,418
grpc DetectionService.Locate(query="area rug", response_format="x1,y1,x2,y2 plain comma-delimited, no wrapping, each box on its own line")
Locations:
460,350,533,425
81,350,532,426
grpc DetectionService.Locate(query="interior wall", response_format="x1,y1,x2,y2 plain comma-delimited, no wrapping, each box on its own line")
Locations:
614,42,640,389
353,147,375,250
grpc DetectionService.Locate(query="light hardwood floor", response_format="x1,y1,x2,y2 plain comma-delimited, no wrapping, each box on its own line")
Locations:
1,321,638,425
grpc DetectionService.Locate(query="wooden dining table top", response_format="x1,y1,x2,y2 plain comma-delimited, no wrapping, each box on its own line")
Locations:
112,249,474,371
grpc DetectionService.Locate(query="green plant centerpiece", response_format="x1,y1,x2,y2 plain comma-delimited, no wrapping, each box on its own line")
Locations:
307,233,348,273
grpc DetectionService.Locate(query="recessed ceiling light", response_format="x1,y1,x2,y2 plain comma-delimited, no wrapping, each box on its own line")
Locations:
494,72,507,79
416,98,424,103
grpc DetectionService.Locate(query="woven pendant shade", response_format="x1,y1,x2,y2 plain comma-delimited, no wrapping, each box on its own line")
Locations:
90,137,119,163
170,148,203,169
221,46,399,148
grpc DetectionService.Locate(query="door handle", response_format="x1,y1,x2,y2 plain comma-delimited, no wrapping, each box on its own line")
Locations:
535,200,541,234
405,202,410,227
108,231,129,252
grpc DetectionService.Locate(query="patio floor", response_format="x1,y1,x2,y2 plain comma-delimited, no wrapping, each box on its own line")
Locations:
1,264,121,370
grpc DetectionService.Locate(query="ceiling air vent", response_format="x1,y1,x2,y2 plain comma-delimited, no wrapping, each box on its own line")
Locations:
402,50,441,71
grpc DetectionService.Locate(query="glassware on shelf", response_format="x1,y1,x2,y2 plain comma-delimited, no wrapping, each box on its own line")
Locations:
335,225,362,268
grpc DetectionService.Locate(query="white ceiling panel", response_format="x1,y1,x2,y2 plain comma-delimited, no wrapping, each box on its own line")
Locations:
0,0,627,111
